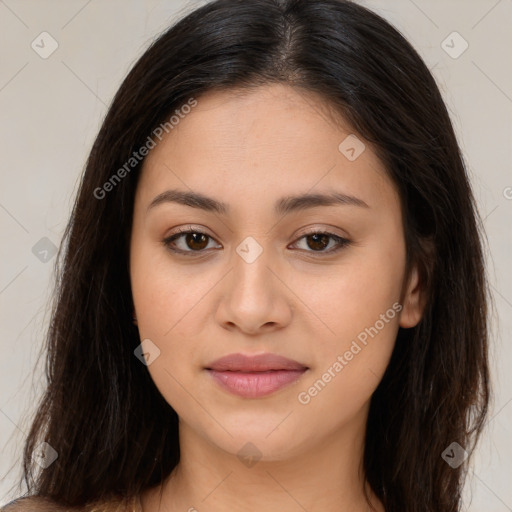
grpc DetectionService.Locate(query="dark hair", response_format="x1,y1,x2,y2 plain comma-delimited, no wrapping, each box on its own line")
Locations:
16,0,489,511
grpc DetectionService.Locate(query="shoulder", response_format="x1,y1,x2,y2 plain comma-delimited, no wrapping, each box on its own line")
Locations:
1,495,140,512
1,496,68,511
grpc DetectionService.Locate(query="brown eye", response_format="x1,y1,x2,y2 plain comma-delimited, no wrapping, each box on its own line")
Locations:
163,229,221,255
305,233,330,251
291,231,351,254
184,232,209,250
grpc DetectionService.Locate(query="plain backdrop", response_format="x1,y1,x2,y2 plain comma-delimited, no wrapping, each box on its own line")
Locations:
0,0,511,509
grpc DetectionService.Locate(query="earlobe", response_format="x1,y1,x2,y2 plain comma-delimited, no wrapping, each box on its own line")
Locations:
399,264,427,328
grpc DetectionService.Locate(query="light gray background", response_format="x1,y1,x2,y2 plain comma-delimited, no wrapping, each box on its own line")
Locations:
0,0,511,509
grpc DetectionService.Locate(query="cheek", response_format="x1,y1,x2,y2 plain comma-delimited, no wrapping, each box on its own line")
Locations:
296,271,402,420
295,233,404,409
130,238,226,406
130,242,203,413
296,327,396,424
298,235,405,350
130,238,211,339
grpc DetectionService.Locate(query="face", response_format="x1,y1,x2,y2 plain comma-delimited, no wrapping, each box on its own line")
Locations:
129,83,423,461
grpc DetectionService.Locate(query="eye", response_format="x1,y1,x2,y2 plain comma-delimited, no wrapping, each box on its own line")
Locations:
163,227,221,255
162,227,351,257
290,230,351,254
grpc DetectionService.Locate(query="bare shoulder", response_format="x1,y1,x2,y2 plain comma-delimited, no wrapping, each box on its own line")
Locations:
1,495,139,512
1,496,69,511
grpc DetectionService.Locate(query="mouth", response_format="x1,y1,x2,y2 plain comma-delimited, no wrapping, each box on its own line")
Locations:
205,352,309,398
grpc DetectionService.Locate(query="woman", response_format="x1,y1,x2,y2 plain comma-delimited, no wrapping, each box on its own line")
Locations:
3,0,490,511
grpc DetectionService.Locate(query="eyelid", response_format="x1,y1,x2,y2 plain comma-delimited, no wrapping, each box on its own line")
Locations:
294,225,349,239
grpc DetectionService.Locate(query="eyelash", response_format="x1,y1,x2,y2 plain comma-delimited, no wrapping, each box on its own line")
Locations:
162,226,351,257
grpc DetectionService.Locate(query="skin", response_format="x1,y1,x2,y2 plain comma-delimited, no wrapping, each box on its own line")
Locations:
130,83,425,512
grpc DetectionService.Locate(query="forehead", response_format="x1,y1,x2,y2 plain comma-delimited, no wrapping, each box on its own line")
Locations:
137,84,399,217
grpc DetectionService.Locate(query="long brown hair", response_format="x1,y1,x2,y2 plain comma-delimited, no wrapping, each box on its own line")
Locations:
15,1,490,510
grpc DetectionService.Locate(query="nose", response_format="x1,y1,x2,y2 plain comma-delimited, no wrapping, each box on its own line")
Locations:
215,243,293,335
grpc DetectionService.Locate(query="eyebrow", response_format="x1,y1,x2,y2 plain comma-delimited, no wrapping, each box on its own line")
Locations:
147,188,369,216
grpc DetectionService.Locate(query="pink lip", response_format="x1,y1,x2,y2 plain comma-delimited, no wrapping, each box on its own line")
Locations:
205,353,308,398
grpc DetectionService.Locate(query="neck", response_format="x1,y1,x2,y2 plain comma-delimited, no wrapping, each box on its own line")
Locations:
141,404,383,512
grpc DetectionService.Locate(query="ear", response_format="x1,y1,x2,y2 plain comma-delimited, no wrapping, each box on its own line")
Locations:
399,263,427,328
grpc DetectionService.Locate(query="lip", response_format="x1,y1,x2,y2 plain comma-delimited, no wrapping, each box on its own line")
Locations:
205,353,308,398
